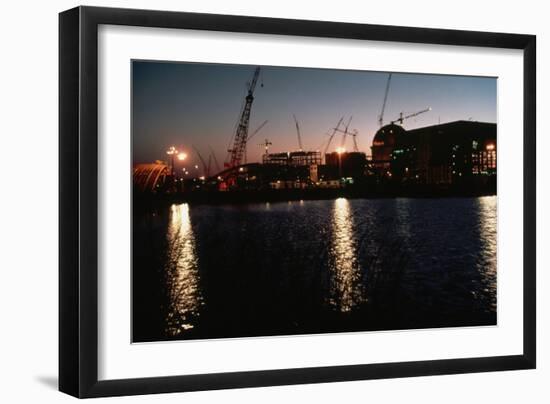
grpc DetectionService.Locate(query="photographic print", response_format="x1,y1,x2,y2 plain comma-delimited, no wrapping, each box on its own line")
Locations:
132,61,497,343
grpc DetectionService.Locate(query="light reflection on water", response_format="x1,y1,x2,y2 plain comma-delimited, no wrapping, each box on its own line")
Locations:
394,198,413,243
144,196,498,340
329,198,365,312
164,203,203,336
477,196,497,311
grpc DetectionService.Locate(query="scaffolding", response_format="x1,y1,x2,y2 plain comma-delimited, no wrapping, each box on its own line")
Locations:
262,150,322,166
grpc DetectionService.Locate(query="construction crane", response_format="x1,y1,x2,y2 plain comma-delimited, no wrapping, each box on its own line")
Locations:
323,117,344,156
244,120,269,163
316,131,332,152
225,67,262,168
328,115,353,149
339,116,353,149
207,145,221,174
292,114,303,151
259,139,272,156
350,130,359,152
246,120,269,143
193,145,210,177
207,155,212,178
378,73,392,127
390,107,432,125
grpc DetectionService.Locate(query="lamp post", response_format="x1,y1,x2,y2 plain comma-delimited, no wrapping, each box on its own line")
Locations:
166,146,177,176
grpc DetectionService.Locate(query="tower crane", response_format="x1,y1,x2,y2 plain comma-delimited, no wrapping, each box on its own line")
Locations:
350,130,359,152
323,117,344,156
193,145,210,177
225,67,262,168
292,114,304,151
259,139,272,156
339,116,353,149
334,118,359,152
390,107,432,125
243,120,269,163
246,120,269,143
378,73,392,127
208,145,221,174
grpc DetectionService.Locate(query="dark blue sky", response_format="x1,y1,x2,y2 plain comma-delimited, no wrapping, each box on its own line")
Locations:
132,61,496,171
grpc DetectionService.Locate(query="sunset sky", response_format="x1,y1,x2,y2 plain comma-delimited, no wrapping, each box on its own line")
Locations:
132,61,496,173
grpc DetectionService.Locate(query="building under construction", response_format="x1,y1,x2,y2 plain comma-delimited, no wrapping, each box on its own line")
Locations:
133,65,496,196
133,119,496,196
216,120,496,190
262,150,322,167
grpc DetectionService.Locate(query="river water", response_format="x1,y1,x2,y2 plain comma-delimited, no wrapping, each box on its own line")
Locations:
132,196,497,342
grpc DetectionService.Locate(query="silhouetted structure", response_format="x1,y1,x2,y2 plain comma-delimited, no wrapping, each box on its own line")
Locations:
371,121,496,187
133,162,170,193
263,150,322,166
325,151,367,179
371,123,407,179
135,120,496,197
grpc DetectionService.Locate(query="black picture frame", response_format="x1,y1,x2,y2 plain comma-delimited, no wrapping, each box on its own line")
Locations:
59,5,536,398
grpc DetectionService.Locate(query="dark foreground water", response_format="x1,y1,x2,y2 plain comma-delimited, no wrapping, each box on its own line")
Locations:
133,197,496,342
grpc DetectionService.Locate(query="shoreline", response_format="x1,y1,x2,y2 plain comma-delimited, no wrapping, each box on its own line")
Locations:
134,186,497,207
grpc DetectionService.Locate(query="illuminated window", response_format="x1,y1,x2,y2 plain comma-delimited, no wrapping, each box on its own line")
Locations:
471,149,496,174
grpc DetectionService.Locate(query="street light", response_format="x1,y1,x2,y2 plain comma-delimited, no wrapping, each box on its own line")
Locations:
177,152,187,161
166,146,178,176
